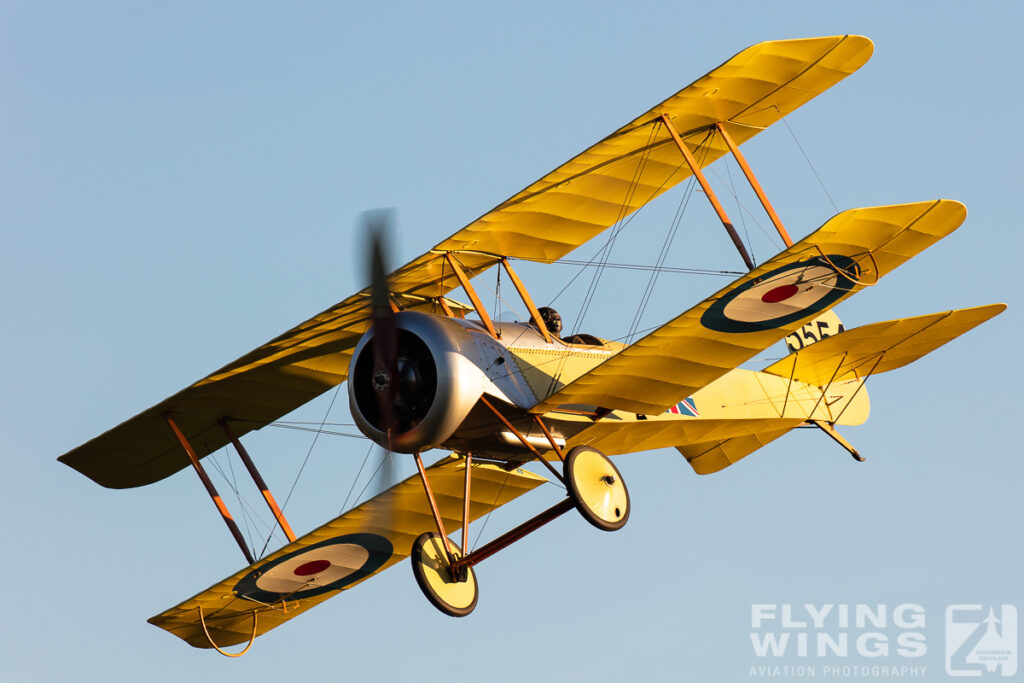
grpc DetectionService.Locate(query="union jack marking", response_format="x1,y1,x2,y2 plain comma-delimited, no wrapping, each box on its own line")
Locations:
668,397,699,417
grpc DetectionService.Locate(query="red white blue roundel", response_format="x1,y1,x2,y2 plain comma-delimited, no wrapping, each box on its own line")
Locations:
701,255,858,334
234,533,392,603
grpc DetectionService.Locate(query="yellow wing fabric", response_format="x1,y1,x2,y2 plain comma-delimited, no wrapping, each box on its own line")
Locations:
762,305,1006,386
679,305,1006,474
531,200,968,416
56,295,455,489
149,456,545,649
563,365,870,473
416,35,873,272
339,36,873,300
58,35,871,489
677,426,799,475
569,416,805,457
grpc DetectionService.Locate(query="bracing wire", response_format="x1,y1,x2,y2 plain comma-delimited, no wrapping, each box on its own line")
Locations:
543,156,695,309
340,441,376,514
571,121,662,336
724,155,758,266
350,451,392,509
260,382,344,557
280,382,343,510
541,123,669,399
208,449,257,558
472,470,511,552
783,118,839,213
709,165,780,249
524,258,741,277
624,140,713,343
264,422,366,439
225,448,257,556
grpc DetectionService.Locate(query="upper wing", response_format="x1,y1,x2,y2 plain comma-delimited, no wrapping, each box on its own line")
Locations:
530,200,968,415
761,304,1006,385
149,456,546,649
59,35,871,489
405,35,873,280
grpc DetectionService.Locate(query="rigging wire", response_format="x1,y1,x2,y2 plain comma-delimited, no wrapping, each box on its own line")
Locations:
349,451,392,509
208,448,257,558
530,258,741,277
783,118,839,213
268,420,358,427
340,441,376,514
542,156,692,309
724,155,758,266
570,121,662,335
206,448,304,555
471,470,511,552
264,422,365,439
224,447,258,556
542,123,670,399
261,382,344,557
455,256,538,350
624,140,712,343
708,166,781,249
471,275,527,322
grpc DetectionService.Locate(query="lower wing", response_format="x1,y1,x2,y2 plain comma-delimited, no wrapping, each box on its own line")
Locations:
149,457,545,649
577,303,1005,474
531,200,967,416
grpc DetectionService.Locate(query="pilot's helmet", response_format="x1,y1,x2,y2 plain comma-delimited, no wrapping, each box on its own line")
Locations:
537,306,562,336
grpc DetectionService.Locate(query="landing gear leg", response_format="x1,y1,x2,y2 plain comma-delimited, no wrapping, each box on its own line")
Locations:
409,452,479,617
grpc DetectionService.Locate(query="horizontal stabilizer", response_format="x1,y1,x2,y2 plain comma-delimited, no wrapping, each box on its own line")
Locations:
678,425,797,475
148,457,545,649
762,304,1006,386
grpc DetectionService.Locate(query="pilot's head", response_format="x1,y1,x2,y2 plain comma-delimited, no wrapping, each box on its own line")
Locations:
537,306,562,336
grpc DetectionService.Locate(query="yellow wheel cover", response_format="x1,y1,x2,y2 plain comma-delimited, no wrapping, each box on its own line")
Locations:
571,449,628,524
416,536,476,610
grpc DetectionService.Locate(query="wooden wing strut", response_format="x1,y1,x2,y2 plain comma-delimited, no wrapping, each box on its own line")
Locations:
165,414,255,565
660,114,755,270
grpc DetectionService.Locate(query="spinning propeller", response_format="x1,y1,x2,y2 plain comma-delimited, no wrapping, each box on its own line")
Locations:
361,209,435,495
361,209,400,494
365,210,399,446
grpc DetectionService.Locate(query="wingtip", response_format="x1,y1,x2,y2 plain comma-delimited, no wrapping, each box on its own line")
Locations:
985,302,1009,316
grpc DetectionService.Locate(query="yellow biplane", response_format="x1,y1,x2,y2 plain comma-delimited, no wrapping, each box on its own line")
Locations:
58,35,1004,654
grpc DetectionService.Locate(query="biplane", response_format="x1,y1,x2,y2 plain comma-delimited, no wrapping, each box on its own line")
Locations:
58,35,1005,654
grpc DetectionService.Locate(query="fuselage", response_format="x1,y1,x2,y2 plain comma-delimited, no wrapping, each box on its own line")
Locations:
348,311,868,464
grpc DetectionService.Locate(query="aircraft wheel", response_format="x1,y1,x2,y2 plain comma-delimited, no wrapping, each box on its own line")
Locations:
564,445,630,531
410,532,478,617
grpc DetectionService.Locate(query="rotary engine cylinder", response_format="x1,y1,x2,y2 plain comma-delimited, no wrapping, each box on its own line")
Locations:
348,311,489,453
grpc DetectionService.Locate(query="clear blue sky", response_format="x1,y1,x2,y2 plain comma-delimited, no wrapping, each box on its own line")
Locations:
3,2,1021,681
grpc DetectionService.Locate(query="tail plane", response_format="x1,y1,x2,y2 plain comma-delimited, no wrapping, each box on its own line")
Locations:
680,304,1005,474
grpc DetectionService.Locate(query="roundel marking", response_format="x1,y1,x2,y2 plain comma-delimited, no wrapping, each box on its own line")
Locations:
701,255,858,334
233,532,393,603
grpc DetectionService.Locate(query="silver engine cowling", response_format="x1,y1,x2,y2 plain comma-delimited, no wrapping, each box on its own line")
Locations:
348,311,489,453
